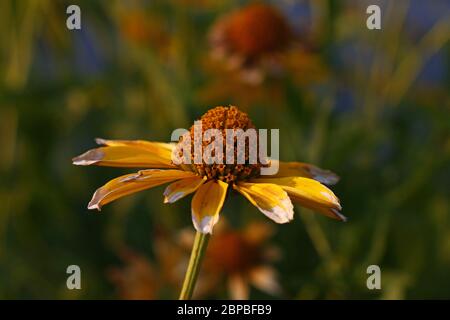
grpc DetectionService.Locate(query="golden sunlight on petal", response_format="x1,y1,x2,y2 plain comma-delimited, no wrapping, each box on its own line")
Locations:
95,138,175,157
252,176,345,221
72,141,176,168
270,161,339,185
228,274,249,300
163,176,206,204
234,182,294,224
88,170,196,210
191,180,228,234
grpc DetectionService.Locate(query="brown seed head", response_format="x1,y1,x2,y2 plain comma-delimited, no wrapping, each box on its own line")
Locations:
224,3,292,60
176,106,262,183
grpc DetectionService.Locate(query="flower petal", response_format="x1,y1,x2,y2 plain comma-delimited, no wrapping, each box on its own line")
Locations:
95,138,175,156
72,139,176,168
252,176,345,221
234,182,294,224
163,176,206,204
88,169,196,210
191,180,228,234
270,161,339,185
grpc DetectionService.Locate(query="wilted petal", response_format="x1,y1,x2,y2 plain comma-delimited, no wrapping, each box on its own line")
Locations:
270,161,339,185
234,182,294,224
191,180,228,234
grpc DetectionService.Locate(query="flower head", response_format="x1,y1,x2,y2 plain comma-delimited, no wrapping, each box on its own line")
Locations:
211,3,291,60
209,3,293,84
177,105,262,183
73,105,344,234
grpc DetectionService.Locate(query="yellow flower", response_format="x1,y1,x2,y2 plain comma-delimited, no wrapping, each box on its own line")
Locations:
73,106,344,234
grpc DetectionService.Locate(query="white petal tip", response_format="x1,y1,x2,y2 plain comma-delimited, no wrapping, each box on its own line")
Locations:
264,202,294,224
310,167,340,185
193,216,216,234
274,214,294,224
332,209,347,222
95,138,107,145
87,203,101,211
72,149,104,166
72,159,98,166
72,160,97,166
164,192,184,204
276,197,295,223
315,175,340,185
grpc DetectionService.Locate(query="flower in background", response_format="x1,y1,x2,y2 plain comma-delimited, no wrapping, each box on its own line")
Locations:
73,105,344,235
200,3,329,108
108,248,160,300
208,3,327,85
109,222,281,300
193,221,282,299
209,2,291,84
108,233,188,299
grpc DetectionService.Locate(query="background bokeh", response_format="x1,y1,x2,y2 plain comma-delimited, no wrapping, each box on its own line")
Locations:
0,0,449,299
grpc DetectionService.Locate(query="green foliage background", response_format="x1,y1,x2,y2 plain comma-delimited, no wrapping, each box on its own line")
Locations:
0,0,449,299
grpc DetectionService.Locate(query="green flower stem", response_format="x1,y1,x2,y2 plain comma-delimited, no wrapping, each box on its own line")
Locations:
179,231,210,300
